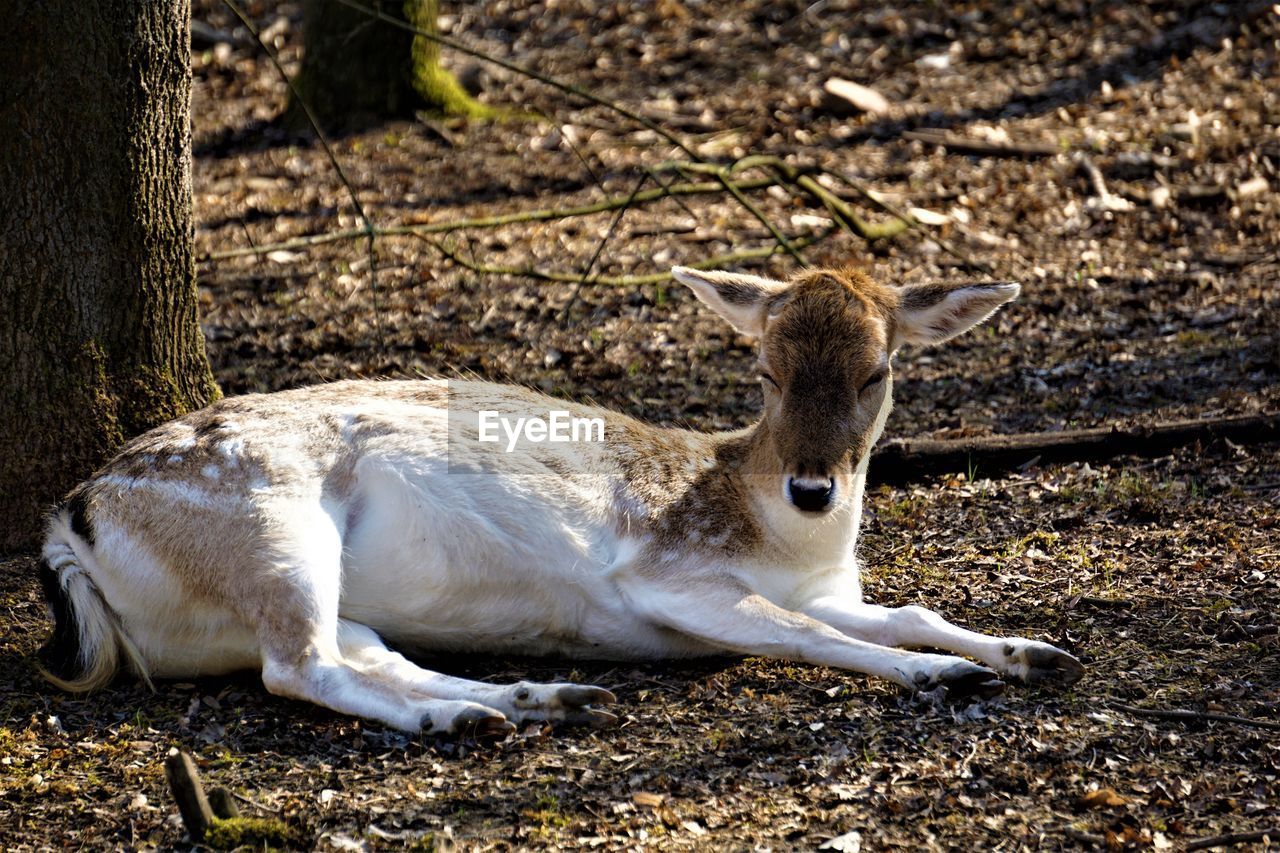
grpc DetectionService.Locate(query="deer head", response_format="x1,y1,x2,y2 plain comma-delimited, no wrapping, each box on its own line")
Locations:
672,266,1020,516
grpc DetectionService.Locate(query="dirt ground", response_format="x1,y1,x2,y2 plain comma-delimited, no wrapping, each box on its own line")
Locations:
3,0,1279,849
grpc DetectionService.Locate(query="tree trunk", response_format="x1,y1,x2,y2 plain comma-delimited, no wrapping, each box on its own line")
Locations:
0,0,219,550
291,0,492,131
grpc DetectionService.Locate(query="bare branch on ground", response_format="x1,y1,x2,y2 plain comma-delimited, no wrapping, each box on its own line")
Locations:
903,129,1062,158
222,0,384,350
1185,828,1280,851
1108,703,1280,733
871,414,1280,484
200,177,779,262
424,226,838,286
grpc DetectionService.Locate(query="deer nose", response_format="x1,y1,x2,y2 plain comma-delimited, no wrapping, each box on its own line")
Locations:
787,476,835,513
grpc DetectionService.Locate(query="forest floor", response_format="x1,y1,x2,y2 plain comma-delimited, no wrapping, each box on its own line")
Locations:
3,0,1279,849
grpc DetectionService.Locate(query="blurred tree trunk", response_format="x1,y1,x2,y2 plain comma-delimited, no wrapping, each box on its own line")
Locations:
0,0,220,550
291,0,492,131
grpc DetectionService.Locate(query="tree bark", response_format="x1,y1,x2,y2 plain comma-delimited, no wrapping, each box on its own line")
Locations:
290,0,492,131
0,0,219,550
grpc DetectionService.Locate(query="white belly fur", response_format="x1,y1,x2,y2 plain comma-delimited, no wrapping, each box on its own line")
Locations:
334,437,717,661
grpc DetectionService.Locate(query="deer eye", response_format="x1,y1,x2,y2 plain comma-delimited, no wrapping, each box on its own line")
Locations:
859,369,888,394
760,372,780,390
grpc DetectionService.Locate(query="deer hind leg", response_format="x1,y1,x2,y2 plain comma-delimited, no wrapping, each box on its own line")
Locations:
336,620,618,728
247,513,512,735
804,598,1085,686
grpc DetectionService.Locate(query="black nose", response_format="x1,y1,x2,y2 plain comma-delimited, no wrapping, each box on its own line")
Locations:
788,477,834,513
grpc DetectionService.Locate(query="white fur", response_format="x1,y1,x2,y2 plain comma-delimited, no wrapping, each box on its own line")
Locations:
896,282,1022,346
41,271,1079,733
671,266,790,336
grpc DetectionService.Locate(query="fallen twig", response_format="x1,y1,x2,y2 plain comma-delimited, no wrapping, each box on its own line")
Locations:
677,157,912,242
1068,595,1132,610
1074,152,1136,213
794,173,911,241
1202,252,1280,269
904,129,1061,159
1076,154,1111,198
714,172,805,263
821,167,994,273
1185,828,1280,851
331,0,812,261
223,0,384,350
704,153,993,273
1108,703,1280,733
1062,826,1106,847
666,160,808,261
200,177,779,262
425,226,838,286
561,171,652,315
870,413,1280,485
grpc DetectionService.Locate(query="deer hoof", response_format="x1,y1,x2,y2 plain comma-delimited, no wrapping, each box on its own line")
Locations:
507,681,618,724
561,708,620,729
1007,641,1085,685
438,705,515,737
916,660,1006,699
554,684,618,708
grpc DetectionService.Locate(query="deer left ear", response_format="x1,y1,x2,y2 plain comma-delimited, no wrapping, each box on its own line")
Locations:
671,267,792,338
893,281,1021,348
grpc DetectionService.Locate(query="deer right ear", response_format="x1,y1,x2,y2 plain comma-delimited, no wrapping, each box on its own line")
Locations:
671,267,791,337
893,281,1021,348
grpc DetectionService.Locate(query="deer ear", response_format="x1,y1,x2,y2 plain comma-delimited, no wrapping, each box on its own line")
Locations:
893,281,1021,347
671,267,791,337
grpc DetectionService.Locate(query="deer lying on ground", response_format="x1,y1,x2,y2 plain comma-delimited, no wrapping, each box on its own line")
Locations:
40,266,1083,735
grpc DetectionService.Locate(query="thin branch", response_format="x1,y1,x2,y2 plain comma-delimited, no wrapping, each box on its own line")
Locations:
728,153,813,176
200,177,777,262
675,157,908,242
532,108,606,194
580,171,651,284
794,174,911,241
643,166,701,222
715,173,804,263
329,0,799,264
562,170,652,315
1109,702,1280,733
903,129,1062,158
1062,827,1106,847
425,227,838,286
1185,828,1280,851
665,160,806,261
871,413,1280,485
820,166,994,274
221,0,384,350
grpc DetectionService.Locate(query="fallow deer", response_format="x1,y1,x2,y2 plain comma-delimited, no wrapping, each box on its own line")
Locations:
40,266,1083,735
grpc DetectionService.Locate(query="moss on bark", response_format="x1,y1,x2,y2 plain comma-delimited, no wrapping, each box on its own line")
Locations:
407,0,495,119
290,0,494,131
